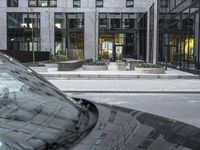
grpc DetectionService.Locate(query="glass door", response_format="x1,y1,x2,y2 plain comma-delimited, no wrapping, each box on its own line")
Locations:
114,45,124,61
99,34,114,61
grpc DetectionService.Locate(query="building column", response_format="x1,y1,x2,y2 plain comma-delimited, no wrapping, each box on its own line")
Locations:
146,8,150,63
153,0,159,64
195,13,200,62
40,11,55,54
0,12,7,50
84,11,97,60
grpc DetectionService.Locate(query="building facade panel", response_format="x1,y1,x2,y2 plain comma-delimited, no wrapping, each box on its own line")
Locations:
0,0,151,62
0,12,7,50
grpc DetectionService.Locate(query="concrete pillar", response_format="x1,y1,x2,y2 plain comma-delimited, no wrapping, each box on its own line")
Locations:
153,0,159,64
195,13,200,62
62,13,66,55
146,8,150,63
84,11,97,60
40,11,54,54
0,12,7,50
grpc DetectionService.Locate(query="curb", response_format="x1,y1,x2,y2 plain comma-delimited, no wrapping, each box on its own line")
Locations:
63,91,200,94
40,74,200,80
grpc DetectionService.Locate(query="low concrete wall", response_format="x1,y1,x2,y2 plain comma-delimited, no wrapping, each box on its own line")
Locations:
45,63,58,68
30,66,48,72
135,67,165,74
82,65,108,71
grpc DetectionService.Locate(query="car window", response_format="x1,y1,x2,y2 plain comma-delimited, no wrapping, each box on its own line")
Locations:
0,54,82,149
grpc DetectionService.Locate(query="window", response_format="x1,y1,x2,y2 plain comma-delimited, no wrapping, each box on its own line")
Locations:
55,13,84,59
110,13,121,29
99,13,136,30
126,0,134,8
7,0,18,7
96,0,103,8
122,13,136,29
99,13,107,29
49,0,57,6
28,0,57,7
73,0,81,8
29,0,37,6
7,13,41,52
38,0,48,7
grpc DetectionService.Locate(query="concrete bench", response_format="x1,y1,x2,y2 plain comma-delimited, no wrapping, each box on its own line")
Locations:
58,60,82,71
58,59,92,71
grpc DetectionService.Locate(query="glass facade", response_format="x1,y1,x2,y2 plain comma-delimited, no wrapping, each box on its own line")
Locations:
55,13,84,60
158,0,200,74
7,13,40,52
99,13,146,61
28,0,57,7
7,0,18,7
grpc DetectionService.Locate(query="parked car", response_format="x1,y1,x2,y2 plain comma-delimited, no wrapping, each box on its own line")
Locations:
0,53,200,150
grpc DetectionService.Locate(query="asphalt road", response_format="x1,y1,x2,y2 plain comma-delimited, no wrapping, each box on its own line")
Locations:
66,93,200,128
49,79,200,93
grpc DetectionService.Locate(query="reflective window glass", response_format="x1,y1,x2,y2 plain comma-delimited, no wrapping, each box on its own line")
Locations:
7,0,18,7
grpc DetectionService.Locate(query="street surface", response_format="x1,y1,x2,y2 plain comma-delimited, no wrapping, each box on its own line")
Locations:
66,93,200,128
48,78,200,128
49,79,200,93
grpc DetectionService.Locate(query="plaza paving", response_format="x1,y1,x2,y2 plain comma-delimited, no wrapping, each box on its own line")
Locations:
33,62,200,93
39,62,200,80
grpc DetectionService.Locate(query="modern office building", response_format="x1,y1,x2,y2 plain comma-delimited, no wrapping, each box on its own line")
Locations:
147,0,200,74
0,0,152,62
2,0,199,74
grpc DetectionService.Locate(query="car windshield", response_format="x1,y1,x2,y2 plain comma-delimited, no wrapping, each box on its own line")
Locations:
0,54,82,149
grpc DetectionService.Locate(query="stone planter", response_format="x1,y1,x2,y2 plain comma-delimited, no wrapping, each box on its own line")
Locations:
82,65,108,71
135,67,165,74
30,66,48,72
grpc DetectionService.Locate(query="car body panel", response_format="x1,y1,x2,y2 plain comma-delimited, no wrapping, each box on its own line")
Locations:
0,53,200,150
73,100,200,150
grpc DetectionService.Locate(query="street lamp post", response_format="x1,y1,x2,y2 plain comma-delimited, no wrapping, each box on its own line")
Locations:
94,0,97,61
31,16,35,64
30,7,35,64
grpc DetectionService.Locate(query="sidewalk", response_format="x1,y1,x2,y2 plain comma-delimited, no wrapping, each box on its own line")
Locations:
34,63,200,93
39,63,200,80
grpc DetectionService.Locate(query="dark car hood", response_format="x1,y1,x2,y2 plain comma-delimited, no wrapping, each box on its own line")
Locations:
72,99,200,150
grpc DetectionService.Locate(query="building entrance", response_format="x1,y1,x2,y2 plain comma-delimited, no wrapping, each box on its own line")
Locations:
99,33,135,61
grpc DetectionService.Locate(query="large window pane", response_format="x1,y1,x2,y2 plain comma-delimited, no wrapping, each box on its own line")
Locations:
7,13,41,52
99,13,107,29
7,0,18,7
29,0,57,7
126,0,134,8
29,0,37,7
55,13,84,60
96,0,103,8
49,0,57,7
73,0,81,8
8,13,19,28
110,13,121,29
38,0,48,7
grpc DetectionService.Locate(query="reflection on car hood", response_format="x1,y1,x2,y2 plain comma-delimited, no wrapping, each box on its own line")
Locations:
73,99,200,150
